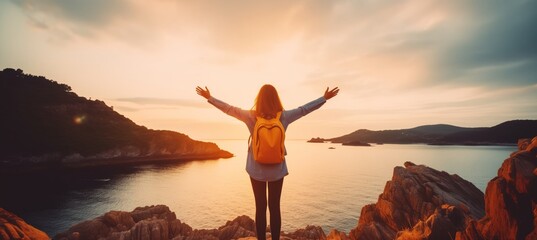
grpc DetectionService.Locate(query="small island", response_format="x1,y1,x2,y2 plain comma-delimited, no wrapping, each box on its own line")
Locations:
307,137,326,143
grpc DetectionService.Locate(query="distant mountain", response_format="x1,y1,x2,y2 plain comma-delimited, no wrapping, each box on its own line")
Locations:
408,124,480,135
440,120,537,144
0,68,231,172
313,120,537,145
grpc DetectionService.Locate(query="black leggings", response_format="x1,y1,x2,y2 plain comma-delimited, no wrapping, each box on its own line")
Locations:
250,177,284,240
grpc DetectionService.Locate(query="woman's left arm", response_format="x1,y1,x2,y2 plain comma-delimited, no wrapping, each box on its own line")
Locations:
285,87,339,124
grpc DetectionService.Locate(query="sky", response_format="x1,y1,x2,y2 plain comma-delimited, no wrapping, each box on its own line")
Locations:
1,0,536,140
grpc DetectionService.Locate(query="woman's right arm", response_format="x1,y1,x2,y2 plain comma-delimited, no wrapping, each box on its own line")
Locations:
196,86,252,122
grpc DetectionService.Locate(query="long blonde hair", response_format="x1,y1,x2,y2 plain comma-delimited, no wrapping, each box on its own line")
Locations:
253,84,283,119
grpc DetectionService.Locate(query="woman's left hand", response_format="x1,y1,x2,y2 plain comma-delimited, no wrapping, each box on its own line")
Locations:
324,87,339,100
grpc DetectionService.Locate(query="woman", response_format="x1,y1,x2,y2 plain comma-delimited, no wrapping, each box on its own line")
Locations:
196,84,339,240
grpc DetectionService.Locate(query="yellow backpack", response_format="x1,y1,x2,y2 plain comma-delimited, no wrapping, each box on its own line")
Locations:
251,112,285,164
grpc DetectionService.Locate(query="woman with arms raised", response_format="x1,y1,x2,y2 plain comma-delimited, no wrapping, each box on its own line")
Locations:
196,84,339,240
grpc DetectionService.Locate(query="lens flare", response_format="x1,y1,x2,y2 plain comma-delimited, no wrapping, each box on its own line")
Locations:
73,115,87,124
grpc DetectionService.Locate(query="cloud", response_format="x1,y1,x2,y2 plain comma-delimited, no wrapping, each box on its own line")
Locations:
112,105,139,112
7,0,537,121
8,0,145,42
11,0,130,25
295,1,459,93
7,0,336,50
10,0,537,60
167,1,324,53
432,0,537,87
296,0,537,97
114,97,211,108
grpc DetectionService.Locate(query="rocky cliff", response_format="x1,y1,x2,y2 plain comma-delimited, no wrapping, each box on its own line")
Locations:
348,161,485,240
0,208,49,240
54,205,327,240
456,136,537,240
0,68,232,173
350,136,537,240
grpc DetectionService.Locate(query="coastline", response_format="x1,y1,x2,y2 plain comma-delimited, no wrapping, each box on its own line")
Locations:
0,140,520,237
61,151,234,168
8,136,535,240
309,140,518,147
0,151,233,175
426,142,518,146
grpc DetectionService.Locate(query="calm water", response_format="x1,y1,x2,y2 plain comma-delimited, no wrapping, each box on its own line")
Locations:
0,140,515,236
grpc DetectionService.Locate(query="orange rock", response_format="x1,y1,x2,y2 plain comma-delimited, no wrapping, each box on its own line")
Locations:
458,136,537,240
350,163,485,240
55,206,331,240
327,229,350,240
0,208,49,240
527,137,537,156
518,138,531,151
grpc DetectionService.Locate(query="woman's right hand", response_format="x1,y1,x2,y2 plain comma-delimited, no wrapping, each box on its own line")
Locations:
196,86,211,99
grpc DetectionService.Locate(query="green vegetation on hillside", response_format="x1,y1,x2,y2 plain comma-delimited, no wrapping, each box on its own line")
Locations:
0,68,229,166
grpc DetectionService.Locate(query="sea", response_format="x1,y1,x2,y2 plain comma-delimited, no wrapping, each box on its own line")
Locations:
0,140,516,236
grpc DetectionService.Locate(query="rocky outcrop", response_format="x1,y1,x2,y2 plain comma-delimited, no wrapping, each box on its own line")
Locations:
396,204,471,240
57,138,234,168
457,136,537,240
349,161,485,240
283,225,326,239
307,137,326,143
56,205,193,240
356,136,537,240
55,205,332,240
0,208,49,240
326,229,350,240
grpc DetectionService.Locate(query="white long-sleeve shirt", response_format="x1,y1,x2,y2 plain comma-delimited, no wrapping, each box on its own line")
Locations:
208,96,327,182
